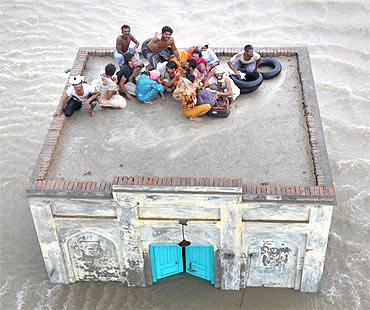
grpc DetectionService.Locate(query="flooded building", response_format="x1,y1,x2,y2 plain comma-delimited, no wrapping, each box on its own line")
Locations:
27,47,335,292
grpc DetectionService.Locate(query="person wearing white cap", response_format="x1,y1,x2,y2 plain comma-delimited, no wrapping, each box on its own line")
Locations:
203,65,240,106
53,75,98,118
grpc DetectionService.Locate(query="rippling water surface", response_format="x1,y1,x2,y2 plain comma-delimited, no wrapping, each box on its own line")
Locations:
1,1,370,309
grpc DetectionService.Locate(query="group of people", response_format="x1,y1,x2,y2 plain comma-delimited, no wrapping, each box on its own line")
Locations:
54,25,261,122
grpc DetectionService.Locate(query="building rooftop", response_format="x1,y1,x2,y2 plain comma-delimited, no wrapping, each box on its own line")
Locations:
47,54,316,186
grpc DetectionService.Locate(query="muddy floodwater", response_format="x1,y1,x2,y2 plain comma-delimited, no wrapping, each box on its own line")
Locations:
1,1,369,309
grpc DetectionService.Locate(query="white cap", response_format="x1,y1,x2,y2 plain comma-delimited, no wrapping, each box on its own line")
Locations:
69,75,84,85
214,65,225,75
199,42,209,48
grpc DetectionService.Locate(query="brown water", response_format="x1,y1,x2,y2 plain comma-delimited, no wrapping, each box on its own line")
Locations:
1,1,370,309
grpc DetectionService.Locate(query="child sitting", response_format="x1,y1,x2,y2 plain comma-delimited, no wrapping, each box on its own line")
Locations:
135,70,165,104
191,49,208,77
160,60,181,92
187,58,203,80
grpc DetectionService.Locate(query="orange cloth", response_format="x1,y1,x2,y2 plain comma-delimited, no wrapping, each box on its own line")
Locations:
170,49,190,73
183,104,211,118
181,92,196,111
173,76,195,101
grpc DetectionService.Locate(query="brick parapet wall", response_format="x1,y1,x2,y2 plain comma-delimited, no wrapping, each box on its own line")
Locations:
295,48,332,186
242,184,336,203
26,176,336,203
113,176,242,187
26,179,112,198
27,47,335,203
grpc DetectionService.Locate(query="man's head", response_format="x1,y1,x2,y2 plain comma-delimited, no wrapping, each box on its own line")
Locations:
124,52,137,67
166,60,178,74
105,63,116,77
121,24,130,37
214,65,224,80
69,75,84,91
188,58,197,70
243,44,254,59
161,26,173,41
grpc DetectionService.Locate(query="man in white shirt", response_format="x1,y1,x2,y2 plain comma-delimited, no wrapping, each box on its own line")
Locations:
228,45,260,81
53,75,98,118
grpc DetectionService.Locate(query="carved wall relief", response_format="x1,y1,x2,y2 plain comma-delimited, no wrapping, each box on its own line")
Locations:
260,242,291,269
68,232,121,281
246,239,298,288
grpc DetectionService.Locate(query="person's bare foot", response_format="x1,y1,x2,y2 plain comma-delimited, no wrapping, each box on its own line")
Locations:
90,110,96,118
189,116,203,122
145,100,155,104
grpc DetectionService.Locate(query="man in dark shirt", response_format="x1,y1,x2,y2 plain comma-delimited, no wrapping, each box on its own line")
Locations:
117,53,140,101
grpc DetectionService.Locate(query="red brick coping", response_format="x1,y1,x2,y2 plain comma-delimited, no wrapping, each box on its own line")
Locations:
27,176,335,203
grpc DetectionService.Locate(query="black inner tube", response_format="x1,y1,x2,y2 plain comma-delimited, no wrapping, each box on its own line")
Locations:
229,72,263,94
257,58,282,80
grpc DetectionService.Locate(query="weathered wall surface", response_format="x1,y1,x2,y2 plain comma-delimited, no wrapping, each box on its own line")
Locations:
29,185,332,292
29,197,125,284
240,203,332,292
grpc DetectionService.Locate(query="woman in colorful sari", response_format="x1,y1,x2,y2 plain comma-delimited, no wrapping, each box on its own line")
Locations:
135,70,165,104
181,74,211,121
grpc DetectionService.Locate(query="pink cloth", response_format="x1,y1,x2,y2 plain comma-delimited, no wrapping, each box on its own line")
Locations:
149,69,161,80
193,56,207,65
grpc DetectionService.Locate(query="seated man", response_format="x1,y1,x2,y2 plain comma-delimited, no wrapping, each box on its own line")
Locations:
227,44,260,81
160,60,180,92
203,65,240,106
93,63,127,109
113,24,140,68
53,75,98,118
117,53,140,101
136,70,165,104
141,26,180,70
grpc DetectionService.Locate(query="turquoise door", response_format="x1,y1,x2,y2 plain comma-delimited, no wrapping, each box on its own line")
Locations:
149,244,183,283
185,245,214,284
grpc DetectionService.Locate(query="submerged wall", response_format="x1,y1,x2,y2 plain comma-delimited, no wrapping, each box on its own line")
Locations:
28,182,333,292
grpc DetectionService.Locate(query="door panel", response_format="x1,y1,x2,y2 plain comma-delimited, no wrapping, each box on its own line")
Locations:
185,245,214,284
149,244,183,282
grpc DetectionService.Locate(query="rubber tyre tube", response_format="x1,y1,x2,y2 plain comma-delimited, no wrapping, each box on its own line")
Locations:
229,72,263,94
257,58,282,80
